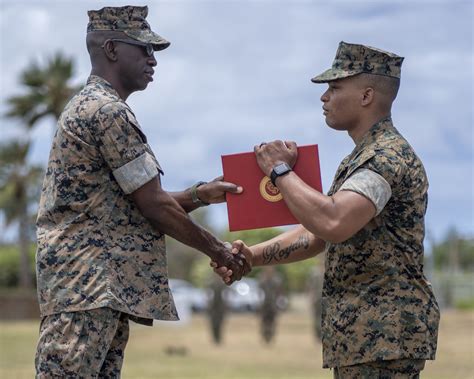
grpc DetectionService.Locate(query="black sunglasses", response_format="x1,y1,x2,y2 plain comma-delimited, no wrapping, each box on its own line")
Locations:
102,38,155,57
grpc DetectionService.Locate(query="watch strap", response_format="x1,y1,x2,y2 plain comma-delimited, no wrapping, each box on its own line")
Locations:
190,181,209,206
270,163,292,186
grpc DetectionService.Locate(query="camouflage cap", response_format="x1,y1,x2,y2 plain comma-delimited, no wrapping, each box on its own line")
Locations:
311,41,404,83
87,5,170,51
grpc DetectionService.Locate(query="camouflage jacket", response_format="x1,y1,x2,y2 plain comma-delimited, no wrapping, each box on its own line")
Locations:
321,117,440,367
36,75,178,325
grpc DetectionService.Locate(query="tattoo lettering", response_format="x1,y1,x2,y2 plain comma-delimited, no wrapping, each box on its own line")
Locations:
262,234,310,264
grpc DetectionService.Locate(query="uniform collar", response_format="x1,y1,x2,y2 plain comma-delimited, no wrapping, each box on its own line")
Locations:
352,116,393,155
87,75,121,100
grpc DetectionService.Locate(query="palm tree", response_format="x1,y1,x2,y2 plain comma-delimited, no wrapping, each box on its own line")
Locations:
0,140,43,288
2,51,80,288
5,52,80,128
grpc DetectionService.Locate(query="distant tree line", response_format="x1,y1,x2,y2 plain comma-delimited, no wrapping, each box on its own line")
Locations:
432,229,474,271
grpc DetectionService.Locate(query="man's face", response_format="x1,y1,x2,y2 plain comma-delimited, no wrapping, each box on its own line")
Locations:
116,40,157,92
320,76,363,131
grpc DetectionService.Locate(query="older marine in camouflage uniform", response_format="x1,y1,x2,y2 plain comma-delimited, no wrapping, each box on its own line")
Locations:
216,42,440,378
35,5,250,378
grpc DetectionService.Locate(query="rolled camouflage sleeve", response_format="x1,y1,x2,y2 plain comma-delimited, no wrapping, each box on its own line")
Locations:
92,102,159,194
362,151,406,188
339,168,392,215
339,150,407,215
112,152,158,194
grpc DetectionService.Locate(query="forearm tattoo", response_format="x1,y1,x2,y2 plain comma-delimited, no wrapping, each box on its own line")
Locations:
262,234,310,264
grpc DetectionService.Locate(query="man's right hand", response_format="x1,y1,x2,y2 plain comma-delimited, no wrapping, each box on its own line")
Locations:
211,240,254,284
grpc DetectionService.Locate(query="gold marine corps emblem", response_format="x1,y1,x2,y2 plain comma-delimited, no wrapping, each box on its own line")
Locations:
259,176,283,202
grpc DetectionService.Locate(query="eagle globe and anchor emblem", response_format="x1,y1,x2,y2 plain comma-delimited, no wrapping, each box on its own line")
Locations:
259,176,283,202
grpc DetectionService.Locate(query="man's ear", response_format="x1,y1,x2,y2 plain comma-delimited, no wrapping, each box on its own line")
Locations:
102,40,118,62
361,87,374,107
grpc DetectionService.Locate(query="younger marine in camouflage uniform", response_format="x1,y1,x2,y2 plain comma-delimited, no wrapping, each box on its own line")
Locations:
215,42,439,378
35,6,250,378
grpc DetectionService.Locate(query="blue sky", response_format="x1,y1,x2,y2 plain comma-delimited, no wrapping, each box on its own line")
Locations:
0,0,473,244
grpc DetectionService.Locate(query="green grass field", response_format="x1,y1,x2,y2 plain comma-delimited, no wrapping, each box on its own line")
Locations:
1,309,473,378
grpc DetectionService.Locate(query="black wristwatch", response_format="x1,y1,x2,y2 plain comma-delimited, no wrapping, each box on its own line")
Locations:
270,163,292,186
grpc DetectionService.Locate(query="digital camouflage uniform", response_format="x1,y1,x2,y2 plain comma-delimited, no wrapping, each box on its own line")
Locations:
35,6,175,378
311,42,440,377
35,308,130,378
333,358,426,379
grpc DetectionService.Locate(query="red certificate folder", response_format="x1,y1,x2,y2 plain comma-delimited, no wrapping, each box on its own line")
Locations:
222,145,322,231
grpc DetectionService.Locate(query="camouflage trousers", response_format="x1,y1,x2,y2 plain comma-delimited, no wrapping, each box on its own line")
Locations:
333,359,426,379
35,308,130,378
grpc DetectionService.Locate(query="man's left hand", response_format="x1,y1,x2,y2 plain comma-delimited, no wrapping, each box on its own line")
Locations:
197,176,243,204
254,140,298,177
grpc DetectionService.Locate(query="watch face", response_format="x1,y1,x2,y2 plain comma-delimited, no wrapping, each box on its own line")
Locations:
275,163,290,175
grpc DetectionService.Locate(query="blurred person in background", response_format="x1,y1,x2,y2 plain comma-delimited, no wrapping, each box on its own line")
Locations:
307,262,325,343
34,5,250,378
214,41,440,379
259,266,284,344
207,275,228,344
